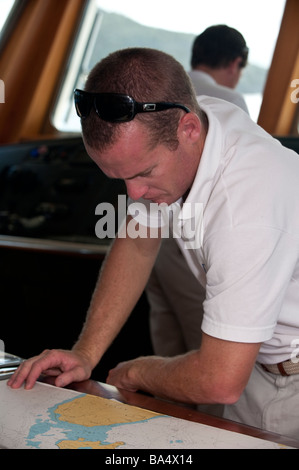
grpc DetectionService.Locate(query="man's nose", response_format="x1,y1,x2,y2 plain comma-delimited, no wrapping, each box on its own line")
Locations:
125,180,148,200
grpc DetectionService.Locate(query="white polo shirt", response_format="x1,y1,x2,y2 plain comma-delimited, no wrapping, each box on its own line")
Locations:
188,70,249,114
128,96,299,364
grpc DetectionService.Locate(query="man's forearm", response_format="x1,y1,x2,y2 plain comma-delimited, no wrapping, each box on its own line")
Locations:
107,334,262,405
73,222,161,369
107,351,216,404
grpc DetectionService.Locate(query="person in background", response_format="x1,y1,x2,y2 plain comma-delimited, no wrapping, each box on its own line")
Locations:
146,26,249,417
189,24,249,112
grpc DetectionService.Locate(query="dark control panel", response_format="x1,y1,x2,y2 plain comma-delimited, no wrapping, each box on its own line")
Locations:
0,135,297,255
0,137,126,254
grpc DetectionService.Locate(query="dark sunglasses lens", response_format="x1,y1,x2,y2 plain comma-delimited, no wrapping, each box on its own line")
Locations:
74,91,93,118
95,94,135,122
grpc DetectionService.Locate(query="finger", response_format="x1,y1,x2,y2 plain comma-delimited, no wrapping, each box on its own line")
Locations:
23,353,64,389
54,366,91,388
7,349,92,390
41,368,62,377
106,365,138,392
7,350,57,389
7,359,36,388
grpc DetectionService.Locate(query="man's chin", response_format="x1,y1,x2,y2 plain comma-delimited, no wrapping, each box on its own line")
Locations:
145,195,178,205
150,198,170,205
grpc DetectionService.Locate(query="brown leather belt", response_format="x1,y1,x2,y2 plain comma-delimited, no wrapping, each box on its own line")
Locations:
261,360,299,376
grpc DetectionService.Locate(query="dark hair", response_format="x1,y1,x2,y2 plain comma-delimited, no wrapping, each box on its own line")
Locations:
81,48,203,151
191,25,248,70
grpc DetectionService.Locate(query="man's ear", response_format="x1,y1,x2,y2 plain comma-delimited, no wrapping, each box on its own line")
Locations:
177,112,203,144
228,57,243,73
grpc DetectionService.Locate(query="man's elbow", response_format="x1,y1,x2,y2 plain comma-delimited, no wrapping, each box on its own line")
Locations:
191,380,244,406
210,381,244,405
217,389,242,405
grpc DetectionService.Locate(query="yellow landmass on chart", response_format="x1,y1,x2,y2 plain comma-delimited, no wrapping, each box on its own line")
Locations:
57,437,125,449
54,394,160,427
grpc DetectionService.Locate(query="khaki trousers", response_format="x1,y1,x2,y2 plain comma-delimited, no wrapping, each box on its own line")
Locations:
224,362,299,440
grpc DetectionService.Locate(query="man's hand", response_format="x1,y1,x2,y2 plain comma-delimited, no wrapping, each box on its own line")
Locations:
106,359,140,392
7,349,93,390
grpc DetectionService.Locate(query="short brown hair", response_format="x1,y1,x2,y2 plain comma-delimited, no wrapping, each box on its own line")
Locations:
81,48,202,151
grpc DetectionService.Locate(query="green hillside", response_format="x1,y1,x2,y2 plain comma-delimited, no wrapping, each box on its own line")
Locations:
87,11,267,94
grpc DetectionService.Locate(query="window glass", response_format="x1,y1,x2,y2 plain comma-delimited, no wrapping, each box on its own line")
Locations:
52,0,286,131
0,0,16,34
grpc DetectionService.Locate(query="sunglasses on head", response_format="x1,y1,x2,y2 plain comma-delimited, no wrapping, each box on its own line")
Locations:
74,89,190,123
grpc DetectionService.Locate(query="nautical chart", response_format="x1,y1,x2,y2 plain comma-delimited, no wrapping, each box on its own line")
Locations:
0,380,292,449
